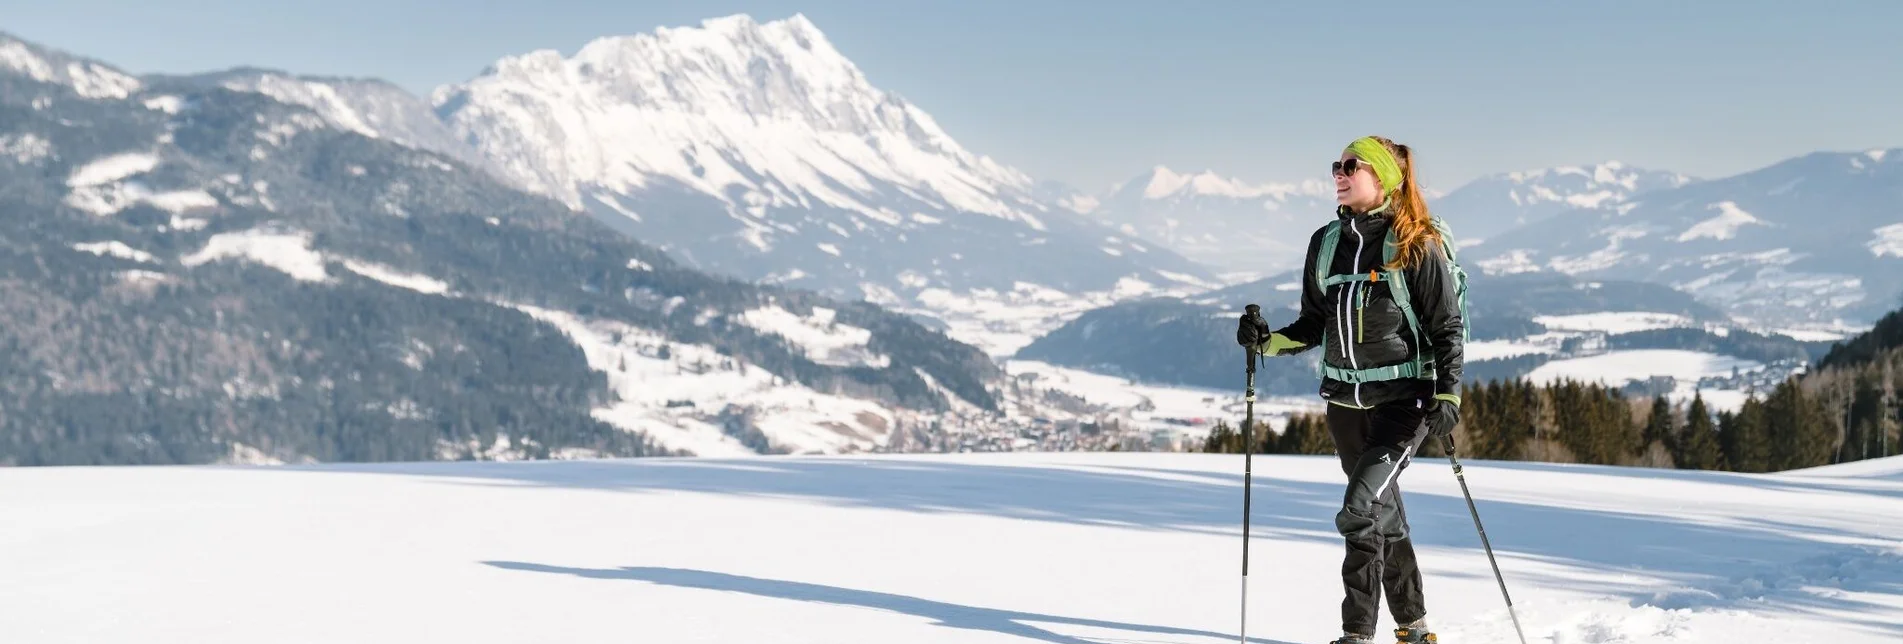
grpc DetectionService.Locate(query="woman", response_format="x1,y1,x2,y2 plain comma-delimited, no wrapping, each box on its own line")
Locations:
1238,135,1465,644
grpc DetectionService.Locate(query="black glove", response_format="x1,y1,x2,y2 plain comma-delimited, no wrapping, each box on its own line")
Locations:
1426,395,1461,438
1237,304,1270,348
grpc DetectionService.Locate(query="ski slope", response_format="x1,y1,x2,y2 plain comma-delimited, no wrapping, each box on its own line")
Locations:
5,452,1900,643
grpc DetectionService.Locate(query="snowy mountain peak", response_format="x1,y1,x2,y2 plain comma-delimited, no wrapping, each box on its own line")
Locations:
1436,161,1695,241
1850,147,1900,171
1135,165,1329,201
1502,161,1693,196
0,32,141,100
429,14,1215,356
432,13,1034,213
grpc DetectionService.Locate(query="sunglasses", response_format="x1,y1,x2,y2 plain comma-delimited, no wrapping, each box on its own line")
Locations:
1331,157,1368,177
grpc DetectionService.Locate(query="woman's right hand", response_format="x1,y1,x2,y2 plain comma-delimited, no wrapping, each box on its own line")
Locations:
1258,332,1307,357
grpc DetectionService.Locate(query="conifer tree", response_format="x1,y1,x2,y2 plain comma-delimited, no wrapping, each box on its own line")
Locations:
1279,413,1334,455
1645,396,1674,450
1763,378,1834,471
1639,395,1677,468
1202,419,1238,453
1847,370,1885,462
1723,397,1773,472
1499,379,1540,460
1676,391,1723,470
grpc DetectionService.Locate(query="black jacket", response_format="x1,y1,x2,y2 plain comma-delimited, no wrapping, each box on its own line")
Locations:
1273,204,1465,409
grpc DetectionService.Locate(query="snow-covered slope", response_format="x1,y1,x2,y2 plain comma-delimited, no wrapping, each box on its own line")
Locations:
1082,166,1337,280
0,30,1054,464
1470,148,1903,328
429,14,1217,355
0,31,142,100
6,452,1899,643
157,67,503,177
1435,161,1694,243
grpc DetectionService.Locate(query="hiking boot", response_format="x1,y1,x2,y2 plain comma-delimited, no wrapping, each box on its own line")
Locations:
1330,634,1375,644
1394,626,1438,643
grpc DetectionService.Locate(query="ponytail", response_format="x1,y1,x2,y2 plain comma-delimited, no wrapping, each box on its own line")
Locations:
1373,137,1439,271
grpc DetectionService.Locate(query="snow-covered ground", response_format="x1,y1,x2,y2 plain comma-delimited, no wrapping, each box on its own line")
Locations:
1524,349,1763,388
1529,311,1694,334
872,277,1200,358
1003,359,1321,440
5,452,1898,643
1525,349,1768,413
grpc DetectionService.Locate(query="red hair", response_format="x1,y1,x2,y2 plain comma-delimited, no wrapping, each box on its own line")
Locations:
1369,136,1438,271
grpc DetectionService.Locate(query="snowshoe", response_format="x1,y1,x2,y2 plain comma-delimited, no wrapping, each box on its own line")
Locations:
1393,626,1438,643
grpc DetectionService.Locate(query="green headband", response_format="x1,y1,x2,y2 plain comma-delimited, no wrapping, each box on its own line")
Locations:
1345,136,1403,195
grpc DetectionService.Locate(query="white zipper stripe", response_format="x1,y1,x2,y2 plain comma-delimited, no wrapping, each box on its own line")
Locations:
1335,283,1351,366
1348,219,1367,407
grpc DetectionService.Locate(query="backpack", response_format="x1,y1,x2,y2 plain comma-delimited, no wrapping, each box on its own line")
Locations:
1310,216,1470,384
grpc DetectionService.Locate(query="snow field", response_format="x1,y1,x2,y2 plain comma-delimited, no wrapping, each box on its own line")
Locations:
511,304,898,456
1003,359,1321,439
734,305,887,368
2,452,1898,643
181,228,330,282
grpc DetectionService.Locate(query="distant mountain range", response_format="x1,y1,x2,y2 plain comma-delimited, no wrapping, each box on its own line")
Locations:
1051,150,1898,335
36,12,1892,344
117,15,1219,357
1052,166,1338,281
1469,148,1903,328
0,29,1027,464
5,11,1899,463
1432,162,1696,243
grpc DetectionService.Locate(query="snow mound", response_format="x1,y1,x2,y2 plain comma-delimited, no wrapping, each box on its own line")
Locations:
61,153,221,217
341,259,450,295
1677,201,1765,241
1477,249,1542,275
1465,339,1559,361
143,95,185,113
735,305,887,369
1869,223,1903,258
67,152,160,187
1527,349,1763,388
1531,312,1695,334
72,241,156,264
143,190,219,213
182,228,329,282
0,133,52,164
66,184,215,217
0,40,141,99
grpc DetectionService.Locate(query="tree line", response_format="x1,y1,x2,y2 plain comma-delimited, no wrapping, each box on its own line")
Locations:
1203,364,1900,474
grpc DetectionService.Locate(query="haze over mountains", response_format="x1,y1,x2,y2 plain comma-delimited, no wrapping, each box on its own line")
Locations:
49,12,1894,338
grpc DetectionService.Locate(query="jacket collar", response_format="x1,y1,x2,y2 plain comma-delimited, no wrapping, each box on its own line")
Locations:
1336,197,1395,223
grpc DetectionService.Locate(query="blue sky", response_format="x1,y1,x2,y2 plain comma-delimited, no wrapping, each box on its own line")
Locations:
8,0,1901,193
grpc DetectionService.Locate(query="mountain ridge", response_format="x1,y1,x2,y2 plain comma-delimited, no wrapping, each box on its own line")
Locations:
0,29,1044,463
422,13,1220,355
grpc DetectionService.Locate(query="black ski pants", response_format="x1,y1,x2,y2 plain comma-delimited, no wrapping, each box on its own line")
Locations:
1326,397,1430,636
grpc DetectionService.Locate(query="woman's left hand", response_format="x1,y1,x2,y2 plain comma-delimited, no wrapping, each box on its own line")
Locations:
1427,395,1461,437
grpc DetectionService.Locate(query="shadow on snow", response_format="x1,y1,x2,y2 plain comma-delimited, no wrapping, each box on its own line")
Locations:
483,562,1300,644
289,453,1903,638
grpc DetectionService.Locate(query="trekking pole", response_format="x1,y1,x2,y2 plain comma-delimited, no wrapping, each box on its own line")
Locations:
1237,305,1262,644
1441,434,1529,644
